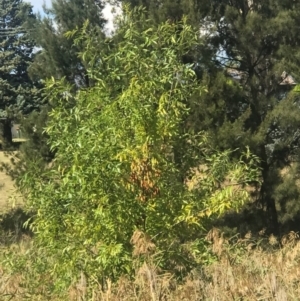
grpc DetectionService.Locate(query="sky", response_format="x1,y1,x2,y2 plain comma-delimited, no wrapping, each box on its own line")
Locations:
27,0,118,33
28,0,52,13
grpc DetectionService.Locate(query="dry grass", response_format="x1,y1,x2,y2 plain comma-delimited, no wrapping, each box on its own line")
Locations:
92,231,300,301
0,151,23,212
1,156,300,300
1,230,300,300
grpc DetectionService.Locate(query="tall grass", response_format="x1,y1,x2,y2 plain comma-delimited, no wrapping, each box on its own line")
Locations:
1,227,300,300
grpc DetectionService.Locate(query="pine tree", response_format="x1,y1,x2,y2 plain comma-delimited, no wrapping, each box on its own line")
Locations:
0,0,38,146
188,0,300,233
28,0,107,87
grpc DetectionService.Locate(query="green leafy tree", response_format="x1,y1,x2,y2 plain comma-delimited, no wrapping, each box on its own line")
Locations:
113,0,210,74
0,0,39,145
19,7,260,291
9,0,107,185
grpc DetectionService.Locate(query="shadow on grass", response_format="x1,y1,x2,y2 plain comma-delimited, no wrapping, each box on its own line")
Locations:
0,208,33,245
214,201,300,242
213,204,265,236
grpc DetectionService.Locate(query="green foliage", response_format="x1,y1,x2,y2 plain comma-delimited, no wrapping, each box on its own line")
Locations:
114,0,212,79
2,106,55,184
181,0,300,232
116,0,201,26
27,0,107,87
18,7,260,292
121,0,300,233
9,0,107,191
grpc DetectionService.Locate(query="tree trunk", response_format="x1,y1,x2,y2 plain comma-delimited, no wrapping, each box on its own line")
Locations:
260,146,279,235
0,118,13,149
266,194,279,236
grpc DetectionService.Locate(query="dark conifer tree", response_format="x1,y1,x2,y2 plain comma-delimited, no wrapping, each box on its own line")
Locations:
191,0,300,233
0,0,38,146
28,0,107,87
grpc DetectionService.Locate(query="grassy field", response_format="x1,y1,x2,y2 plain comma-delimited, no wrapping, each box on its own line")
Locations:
1,227,300,300
0,151,23,212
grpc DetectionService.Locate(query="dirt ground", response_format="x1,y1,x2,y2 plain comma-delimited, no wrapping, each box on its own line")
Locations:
0,151,23,212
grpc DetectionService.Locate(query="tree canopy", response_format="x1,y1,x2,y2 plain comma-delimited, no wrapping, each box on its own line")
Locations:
193,0,300,233
28,0,107,87
18,8,260,290
121,0,300,233
0,0,39,144
8,0,108,182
